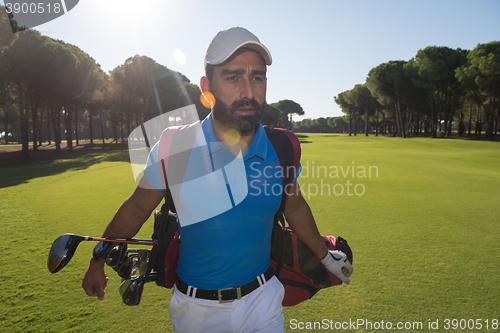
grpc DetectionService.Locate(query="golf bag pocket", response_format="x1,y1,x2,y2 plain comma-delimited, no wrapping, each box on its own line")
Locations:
271,223,353,306
149,209,180,288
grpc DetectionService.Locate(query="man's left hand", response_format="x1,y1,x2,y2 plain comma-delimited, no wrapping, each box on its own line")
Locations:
321,250,353,285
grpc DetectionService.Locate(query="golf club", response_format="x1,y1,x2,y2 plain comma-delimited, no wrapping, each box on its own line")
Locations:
47,233,154,273
119,275,157,306
105,244,128,268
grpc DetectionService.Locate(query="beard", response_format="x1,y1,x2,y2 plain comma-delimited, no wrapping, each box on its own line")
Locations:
211,97,265,135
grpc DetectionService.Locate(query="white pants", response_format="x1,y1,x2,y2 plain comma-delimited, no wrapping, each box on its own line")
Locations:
169,276,285,333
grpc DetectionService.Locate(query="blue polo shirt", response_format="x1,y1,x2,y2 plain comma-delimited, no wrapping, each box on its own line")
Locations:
144,113,300,289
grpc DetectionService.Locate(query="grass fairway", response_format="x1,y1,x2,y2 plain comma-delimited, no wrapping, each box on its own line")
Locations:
0,134,499,332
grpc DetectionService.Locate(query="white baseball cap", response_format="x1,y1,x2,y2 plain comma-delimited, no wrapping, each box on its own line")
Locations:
204,27,272,71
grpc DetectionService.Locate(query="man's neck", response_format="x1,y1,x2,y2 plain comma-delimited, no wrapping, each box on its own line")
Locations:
211,115,256,155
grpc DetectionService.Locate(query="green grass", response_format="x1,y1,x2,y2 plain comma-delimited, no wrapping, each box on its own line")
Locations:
1,134,499,332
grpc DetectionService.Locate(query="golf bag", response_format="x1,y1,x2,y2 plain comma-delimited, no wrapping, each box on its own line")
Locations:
146,191,180,288
271,220,353,306
106,199,179,305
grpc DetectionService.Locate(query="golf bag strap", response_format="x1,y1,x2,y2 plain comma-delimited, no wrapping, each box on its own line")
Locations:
264,127,301,277
146,122,200,281
263,127,301,211
145,125,184,279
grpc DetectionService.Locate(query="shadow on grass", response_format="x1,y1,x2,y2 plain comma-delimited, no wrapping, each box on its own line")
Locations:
0,145,130,189
295,134,312,144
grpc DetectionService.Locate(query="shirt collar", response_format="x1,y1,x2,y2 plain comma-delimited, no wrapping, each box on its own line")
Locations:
200,112,270,162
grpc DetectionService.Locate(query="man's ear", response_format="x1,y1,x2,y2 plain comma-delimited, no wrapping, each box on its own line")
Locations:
200,76,211,93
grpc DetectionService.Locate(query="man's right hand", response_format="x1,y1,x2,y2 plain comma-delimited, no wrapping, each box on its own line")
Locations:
82,258,109,301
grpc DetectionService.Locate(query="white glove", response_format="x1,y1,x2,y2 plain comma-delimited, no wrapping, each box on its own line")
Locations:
321,250,353,285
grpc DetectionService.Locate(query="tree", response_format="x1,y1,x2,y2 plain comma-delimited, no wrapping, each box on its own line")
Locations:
456,52,486,136
272,99,304,130
182,81,209,120
109,55,195,139
0,30,45,157
316,117,328,133
334,91,357,136
0,104,18,143
0,5,23,50
366,61,409,138
465,42,500,140
345,84,379,136
333,117,348,133
413,46,468,137
261,103,281,127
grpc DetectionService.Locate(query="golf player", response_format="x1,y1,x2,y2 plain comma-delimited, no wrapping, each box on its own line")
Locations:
82,27,353,332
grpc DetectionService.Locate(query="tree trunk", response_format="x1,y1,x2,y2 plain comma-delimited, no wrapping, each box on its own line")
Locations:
46,105,51,145
74,107,79,146
89,104,94,145
348,111,352,136
112,117,118,144
51,104,62,153
475,104,480,135
364,109,369,136
406,107,412,138
65,102,73,151
495,104,499,135
29,89,38,151
430,91,436,138
127,111,131,139
437,91,443,132
468,104,472,136
37,103,45,146
354,114,359,136
99,109,105,147
17,83,30,158
458,111,465,136
395,99,405,138
120,116,125,144
414,113,420,137
2,119,6,144
488,88,496,140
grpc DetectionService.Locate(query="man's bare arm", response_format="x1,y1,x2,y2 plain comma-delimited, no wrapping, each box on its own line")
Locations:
101,178,165,239
283,180,328,260
82,177,164,300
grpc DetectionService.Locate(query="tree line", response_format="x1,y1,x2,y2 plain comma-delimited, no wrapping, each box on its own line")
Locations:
333,42,500,139
0,9,212,158
0,8,306,158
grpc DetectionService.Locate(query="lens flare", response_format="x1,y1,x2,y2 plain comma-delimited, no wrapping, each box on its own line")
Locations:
223,128,241,144
200,91,216,109
173,49,186,65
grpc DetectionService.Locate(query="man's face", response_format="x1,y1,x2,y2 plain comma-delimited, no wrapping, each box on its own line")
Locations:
209,49,267,135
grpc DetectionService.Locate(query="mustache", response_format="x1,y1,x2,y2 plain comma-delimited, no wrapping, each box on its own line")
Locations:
230,99,262,112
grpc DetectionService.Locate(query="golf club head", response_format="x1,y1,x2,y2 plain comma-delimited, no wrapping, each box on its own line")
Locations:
47,234,83,273
115,257,133,278
105,243,128,268
93,241,113,262
119,276,144,306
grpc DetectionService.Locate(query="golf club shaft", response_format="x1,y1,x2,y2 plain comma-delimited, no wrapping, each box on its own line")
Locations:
86,236,154,245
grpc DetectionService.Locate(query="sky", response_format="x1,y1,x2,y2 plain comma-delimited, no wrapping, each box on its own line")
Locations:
3,0,500,120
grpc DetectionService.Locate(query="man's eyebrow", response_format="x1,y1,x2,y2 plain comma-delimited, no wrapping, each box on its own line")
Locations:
220,69,245,76
251,69,266,76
